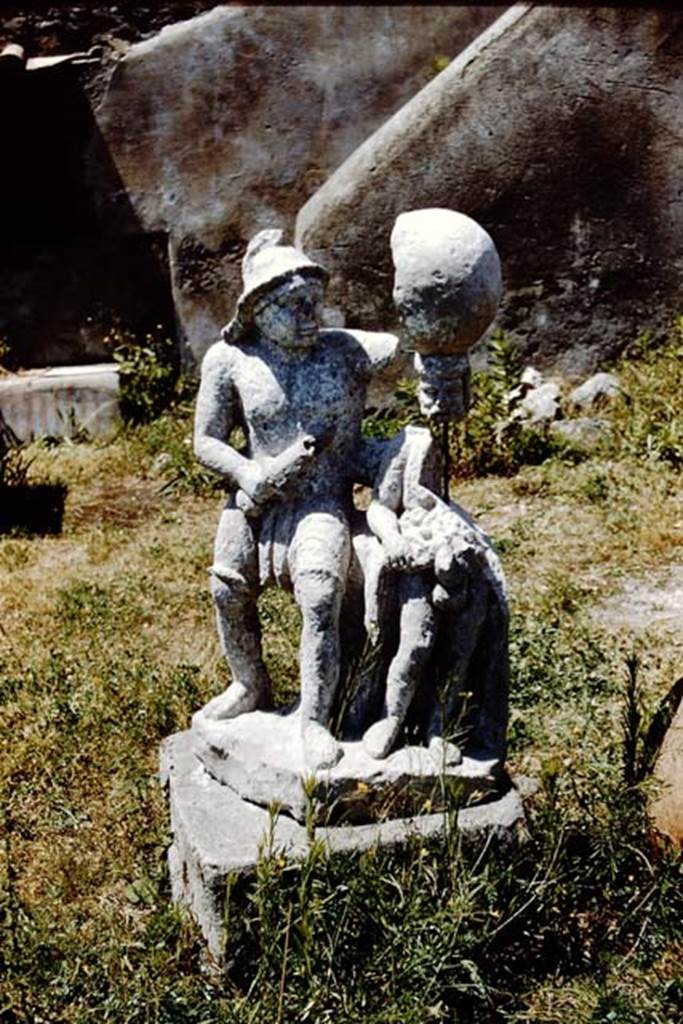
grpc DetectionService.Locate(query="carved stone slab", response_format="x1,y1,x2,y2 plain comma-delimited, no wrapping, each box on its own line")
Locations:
191,707,505,824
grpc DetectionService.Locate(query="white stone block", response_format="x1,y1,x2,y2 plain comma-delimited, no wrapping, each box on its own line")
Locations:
0,363,121,442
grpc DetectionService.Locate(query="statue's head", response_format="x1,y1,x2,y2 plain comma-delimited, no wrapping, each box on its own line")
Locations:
222,229,328,348
391,209,502,358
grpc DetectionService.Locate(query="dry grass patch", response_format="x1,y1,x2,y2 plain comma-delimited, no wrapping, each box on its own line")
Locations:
1,326,682,1023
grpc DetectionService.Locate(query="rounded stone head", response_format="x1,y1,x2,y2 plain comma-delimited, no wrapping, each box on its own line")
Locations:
222,229,329,346
391,208,502,357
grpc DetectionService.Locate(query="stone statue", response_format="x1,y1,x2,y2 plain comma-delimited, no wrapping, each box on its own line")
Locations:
346,425,508,768
191,211,509,820
193,229,397,771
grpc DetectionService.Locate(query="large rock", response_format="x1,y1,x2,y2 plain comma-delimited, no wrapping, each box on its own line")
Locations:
570,372,622,409
92,4,500,368
296,6,683,376
650,695,683,846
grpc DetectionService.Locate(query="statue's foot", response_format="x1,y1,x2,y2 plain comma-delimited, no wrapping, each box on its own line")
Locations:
428,735,463,767
302,721,342,772
199,681,267,721
363,716,401,760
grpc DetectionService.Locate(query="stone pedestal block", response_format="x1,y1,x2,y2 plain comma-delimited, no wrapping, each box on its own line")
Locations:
162,731,529,962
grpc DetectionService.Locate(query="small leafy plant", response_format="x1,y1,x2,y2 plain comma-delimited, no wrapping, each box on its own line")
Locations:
452,330,570,479
107,324,179,424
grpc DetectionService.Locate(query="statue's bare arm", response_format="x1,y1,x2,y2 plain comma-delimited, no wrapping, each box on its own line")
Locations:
193,343,266,500
194,343,316,507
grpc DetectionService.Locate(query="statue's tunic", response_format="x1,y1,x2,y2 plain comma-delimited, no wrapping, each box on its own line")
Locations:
200,328,398,594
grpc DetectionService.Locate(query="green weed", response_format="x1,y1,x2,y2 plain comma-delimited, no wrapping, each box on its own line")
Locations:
605,316,683,471
107,325,179,425
453,331,573,480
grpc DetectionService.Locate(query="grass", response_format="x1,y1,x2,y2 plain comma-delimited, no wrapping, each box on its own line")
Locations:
1,323,682,1022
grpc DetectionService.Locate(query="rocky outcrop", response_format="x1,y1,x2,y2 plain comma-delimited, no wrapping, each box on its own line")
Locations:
296,6,683,376
650,686,683,847
92,4,500,367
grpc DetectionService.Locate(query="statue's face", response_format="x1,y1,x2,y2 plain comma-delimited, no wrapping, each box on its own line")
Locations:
417,374,469,421
253,275,324,350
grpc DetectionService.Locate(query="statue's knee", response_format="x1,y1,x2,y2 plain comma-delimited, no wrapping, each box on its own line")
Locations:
295,572,342,631
210,568,249,609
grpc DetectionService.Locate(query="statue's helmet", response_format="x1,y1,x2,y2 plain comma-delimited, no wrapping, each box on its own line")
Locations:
222,229,329,344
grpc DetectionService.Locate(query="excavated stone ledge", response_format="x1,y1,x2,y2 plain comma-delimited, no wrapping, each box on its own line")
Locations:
0,363,121,441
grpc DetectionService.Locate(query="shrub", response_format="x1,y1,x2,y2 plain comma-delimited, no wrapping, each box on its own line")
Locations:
452,330,571,479
107,325,179,425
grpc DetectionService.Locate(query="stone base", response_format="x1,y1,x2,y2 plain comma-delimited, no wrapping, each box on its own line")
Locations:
191,707,504,824
162,730,530,961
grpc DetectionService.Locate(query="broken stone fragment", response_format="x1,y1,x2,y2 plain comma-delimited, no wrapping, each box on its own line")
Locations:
550,417,609,452
515,381,562,425
506,365,545,406
0,364,121,442
570,372,622,409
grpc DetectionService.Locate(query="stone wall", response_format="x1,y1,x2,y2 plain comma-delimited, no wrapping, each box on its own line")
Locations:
296,6,683,375
92,4,500,369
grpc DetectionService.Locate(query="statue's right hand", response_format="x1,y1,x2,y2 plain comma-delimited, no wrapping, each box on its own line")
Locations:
238,435,318,508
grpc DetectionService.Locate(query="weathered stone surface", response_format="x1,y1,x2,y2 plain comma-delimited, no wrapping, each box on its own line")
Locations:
570,372,622,408
163,730,529,961
192,708,503,825
550,417,609,452
93,5,500,368
650,696,683,846
296,6,683,375
0,363,120,440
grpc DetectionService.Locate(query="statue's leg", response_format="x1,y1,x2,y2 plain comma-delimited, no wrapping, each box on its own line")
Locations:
200,506,271,720
291,511,350,771
425,587,488,766
363,573,436,760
